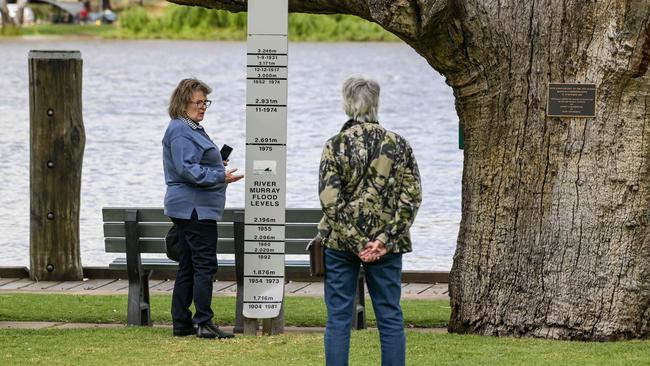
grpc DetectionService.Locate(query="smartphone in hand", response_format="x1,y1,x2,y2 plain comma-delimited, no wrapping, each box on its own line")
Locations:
220,144,233,161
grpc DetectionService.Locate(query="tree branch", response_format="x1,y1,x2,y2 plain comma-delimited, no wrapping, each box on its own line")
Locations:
166,0,366,16
164,0,463,80
165,0,450,39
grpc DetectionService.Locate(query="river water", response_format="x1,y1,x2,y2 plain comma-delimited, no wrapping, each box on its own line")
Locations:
0,39,461,270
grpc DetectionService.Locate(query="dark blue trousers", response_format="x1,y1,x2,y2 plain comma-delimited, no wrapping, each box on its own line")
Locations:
324,248,405,366
171,210,218,330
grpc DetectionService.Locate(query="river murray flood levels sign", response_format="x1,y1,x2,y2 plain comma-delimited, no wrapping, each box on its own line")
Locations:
243,0,288,319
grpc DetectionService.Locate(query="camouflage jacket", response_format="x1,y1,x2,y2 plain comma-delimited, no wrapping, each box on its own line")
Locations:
317,119,422,254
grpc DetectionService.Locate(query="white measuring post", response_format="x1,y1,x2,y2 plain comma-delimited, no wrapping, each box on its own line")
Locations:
243,0,288,321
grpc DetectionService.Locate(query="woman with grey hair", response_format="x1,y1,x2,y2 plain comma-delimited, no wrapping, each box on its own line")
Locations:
318,76,422,365
162,78,243,339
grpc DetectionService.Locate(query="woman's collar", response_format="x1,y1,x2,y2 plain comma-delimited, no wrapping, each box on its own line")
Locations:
340,119,379,132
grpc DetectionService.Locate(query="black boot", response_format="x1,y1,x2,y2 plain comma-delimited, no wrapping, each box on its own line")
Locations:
196,322,235,339
173,326,196,337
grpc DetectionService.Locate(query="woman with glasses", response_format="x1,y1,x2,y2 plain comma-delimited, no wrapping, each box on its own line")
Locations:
162,78,244,339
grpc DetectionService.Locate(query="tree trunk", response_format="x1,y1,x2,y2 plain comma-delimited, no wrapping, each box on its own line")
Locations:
442,1,650,340
171,0,650,340
15,0,27,26
0,0,11,28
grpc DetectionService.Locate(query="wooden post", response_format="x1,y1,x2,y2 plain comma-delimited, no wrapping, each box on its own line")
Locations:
262,303,284,335
352,271,367,330
29,50,85,281
243,318,258,336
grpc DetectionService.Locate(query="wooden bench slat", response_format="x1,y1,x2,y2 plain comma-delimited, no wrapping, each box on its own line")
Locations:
109,258,310,269
103,222,236,238
102,208,242,223
103,223,318,239
109,257,236,268
104,238,233,253
103,207,323,223
253,223,319,238
104,238,312,254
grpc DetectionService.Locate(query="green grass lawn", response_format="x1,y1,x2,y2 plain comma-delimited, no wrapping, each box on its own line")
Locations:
17,24,118,37
0,293,449,327
2,328,650,365
1,293,650,365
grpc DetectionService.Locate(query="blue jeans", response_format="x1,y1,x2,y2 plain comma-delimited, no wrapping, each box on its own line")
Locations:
170,210,219,329
324,247,405,366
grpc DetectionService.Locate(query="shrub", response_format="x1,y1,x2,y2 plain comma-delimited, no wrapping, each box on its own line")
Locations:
117,4,396,41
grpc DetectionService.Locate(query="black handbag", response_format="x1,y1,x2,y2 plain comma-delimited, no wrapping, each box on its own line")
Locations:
165,223,181,262
307,236,325,277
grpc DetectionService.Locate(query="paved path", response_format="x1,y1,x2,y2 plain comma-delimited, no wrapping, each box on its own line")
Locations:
0,278,449,300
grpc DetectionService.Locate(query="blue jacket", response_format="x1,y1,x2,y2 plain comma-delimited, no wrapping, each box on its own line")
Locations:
162,118,227,220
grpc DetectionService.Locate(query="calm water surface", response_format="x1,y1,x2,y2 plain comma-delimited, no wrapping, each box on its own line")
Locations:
0,39,462,270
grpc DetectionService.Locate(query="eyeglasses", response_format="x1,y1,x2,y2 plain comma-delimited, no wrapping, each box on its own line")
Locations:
191,99,212,108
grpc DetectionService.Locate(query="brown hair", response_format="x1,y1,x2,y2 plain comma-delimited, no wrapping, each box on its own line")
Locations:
168,78,212,119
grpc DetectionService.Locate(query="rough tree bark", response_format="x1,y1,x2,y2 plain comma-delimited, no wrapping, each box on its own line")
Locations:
170,0,650,340
0,0,11,28
15,0,27,26
0,0,27,27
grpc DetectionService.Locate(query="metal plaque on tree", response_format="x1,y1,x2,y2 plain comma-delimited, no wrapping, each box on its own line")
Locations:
244,0,288,319
547,83,597,118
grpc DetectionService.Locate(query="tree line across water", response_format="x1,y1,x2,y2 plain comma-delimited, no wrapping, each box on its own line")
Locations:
117,4,398,41
4,2,398,41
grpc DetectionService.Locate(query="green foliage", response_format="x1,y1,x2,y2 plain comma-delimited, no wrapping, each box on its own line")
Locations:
288,13,397,41
117,6,150,34
0,4,397,41
0,25,21,36
115,4,397,41
27,3,53,23
116,5,246,39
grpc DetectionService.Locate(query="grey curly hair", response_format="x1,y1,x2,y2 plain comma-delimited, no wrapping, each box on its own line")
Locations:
342,76,380,123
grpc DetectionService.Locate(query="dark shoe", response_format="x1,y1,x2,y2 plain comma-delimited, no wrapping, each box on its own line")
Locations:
196,322,235,339
173,327,196,337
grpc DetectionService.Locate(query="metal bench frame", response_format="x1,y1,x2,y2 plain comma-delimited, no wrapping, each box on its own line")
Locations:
103,207,367,331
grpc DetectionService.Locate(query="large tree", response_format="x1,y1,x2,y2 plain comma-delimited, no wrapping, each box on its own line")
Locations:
172,0,650,340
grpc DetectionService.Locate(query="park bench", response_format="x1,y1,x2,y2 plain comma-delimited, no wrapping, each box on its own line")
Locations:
102,207,367,331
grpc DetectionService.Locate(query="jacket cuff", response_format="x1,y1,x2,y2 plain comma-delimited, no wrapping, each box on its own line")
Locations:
376,233,393,251
216,170,226,184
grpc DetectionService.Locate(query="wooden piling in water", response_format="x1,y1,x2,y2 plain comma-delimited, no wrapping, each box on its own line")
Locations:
29,50,85,281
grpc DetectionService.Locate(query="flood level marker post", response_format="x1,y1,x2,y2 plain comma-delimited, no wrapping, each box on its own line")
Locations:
243,0,289,335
